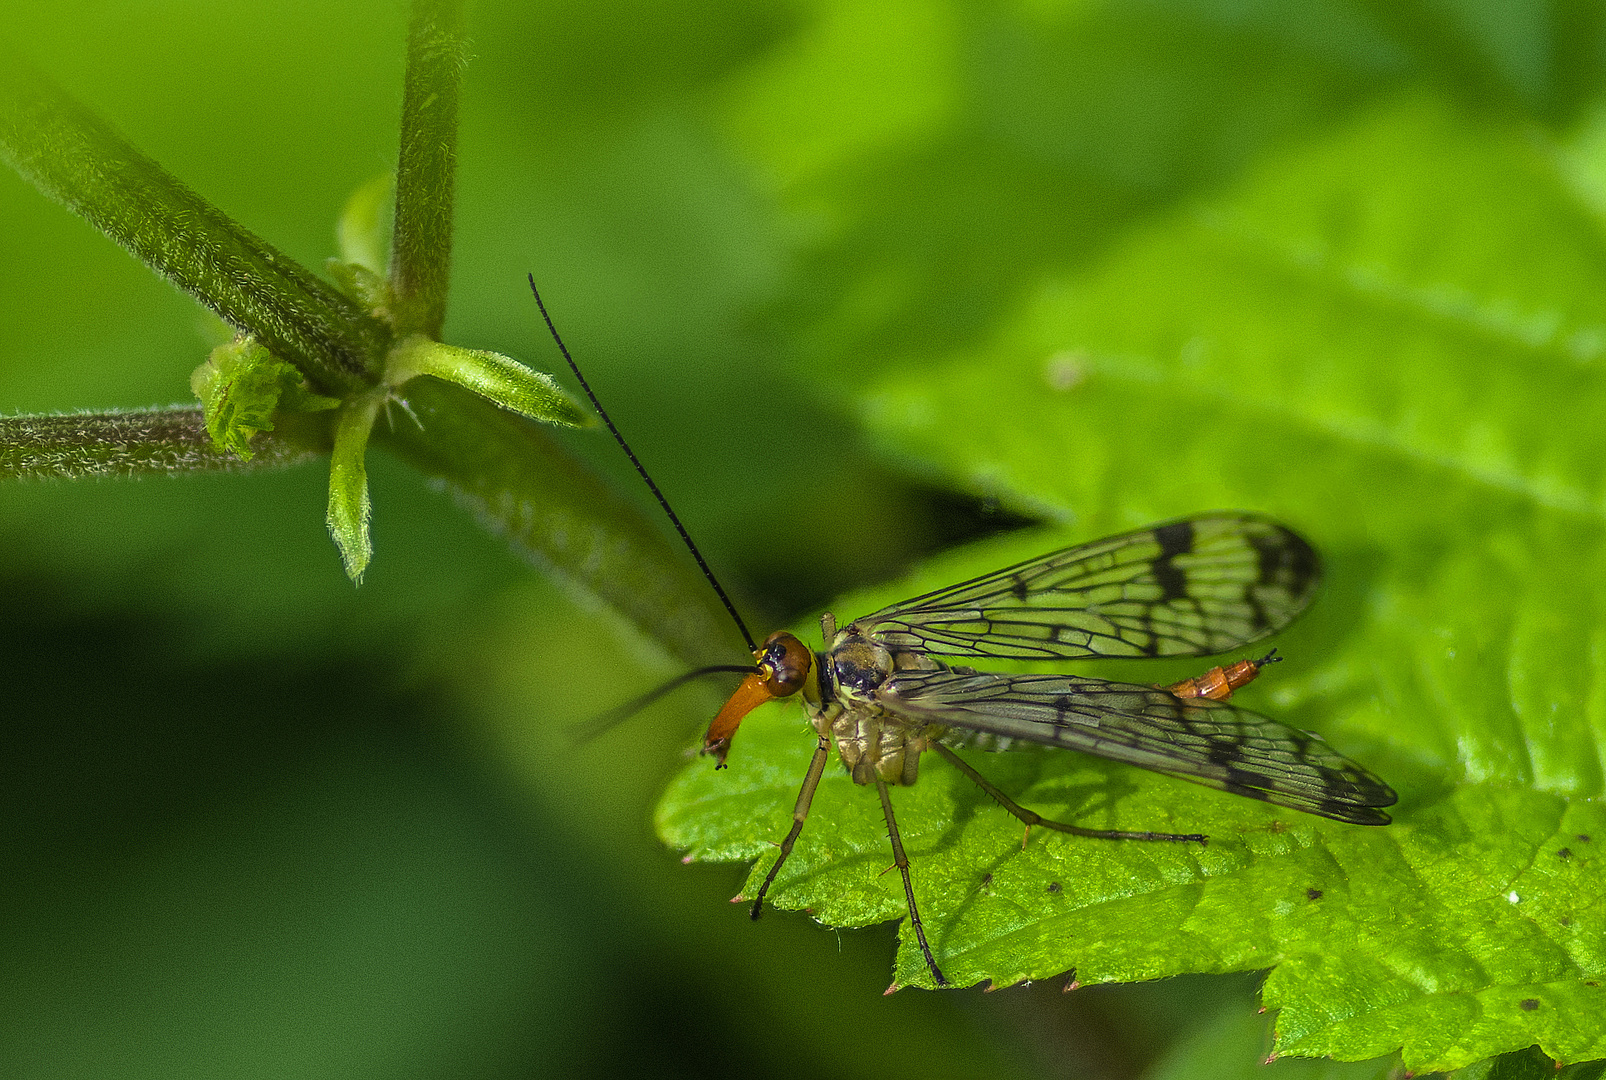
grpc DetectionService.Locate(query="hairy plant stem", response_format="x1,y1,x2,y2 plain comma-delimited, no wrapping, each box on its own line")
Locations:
0,1,744,670
0,54,384,395
0,407,326,480
390,0,466,339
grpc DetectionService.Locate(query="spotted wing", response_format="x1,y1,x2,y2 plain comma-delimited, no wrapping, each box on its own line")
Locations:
883,668,1395,824
850,513,1319,661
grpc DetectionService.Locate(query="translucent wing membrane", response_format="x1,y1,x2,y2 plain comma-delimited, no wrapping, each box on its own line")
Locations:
884,669,1396,825
850,513,1319,661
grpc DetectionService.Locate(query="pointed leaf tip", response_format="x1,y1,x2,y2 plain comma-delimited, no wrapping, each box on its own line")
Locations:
337,172,393,275
385,336,591,428
327,391,384,583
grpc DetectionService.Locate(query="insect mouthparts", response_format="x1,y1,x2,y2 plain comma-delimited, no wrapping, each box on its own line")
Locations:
701,668,776,765
700,633,815,766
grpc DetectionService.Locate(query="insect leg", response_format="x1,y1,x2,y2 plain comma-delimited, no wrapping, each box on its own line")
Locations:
750,734,831,920
931,742,1207,845
875,778,948,987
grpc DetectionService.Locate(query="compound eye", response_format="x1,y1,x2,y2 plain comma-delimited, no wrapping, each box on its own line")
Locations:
758,631,811,697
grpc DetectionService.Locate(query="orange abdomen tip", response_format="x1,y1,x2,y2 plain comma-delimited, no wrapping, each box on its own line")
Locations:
1166,651,1279,702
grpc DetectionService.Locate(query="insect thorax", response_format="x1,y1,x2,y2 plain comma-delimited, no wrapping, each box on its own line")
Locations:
808,630,943,788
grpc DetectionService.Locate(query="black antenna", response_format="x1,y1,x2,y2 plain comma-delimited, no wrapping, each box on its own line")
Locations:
528,274,760,654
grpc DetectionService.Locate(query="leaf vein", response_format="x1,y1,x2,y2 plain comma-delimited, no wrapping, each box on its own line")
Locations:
1094,357,1603,521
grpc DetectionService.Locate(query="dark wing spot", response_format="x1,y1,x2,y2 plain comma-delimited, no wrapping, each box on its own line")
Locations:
1011,575,1029,601
1154,520,1195,558
1150,521,1194,603
1251,526,1320,594
1220,767,1260,789
1152,560,1188,603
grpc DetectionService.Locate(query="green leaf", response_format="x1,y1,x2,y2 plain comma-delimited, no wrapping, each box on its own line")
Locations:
337,171,394,276
0,52,386,395
389,0,466,339
659,91,1606,1072
326,390,385,582
385,336,590,428
328,172,396,317
190,337,339,460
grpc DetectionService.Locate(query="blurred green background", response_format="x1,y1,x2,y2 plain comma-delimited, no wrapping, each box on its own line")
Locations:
2,0,1600,1076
